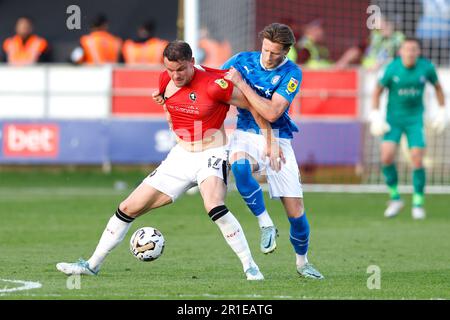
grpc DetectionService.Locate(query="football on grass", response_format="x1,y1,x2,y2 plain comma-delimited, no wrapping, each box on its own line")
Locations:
130,227,165,261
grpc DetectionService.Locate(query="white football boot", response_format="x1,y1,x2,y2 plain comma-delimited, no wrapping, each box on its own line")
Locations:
412,207,426,220
56,258,98,276
244,263,264,280
384,199,404,218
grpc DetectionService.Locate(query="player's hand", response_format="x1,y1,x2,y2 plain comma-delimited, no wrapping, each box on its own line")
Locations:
431,108,448,135
369,109,391,137
265,140,286,172
152,91,165,105
224,67,244,86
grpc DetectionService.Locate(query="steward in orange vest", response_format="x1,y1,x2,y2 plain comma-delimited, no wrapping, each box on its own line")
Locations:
197,28,232,68
2,16,50,65
71,14,122,65
122,22,168,65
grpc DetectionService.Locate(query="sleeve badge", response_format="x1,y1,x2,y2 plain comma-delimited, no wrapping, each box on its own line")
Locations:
287,77,299,93
214,78,229,89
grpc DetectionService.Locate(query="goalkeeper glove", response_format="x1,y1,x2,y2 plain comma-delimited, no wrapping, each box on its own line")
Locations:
431,108,448,135
369,109,390,137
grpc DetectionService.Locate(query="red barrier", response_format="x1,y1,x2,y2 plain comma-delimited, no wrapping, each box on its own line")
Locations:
112,67,359,119
297,70,359,118
112,68,164,116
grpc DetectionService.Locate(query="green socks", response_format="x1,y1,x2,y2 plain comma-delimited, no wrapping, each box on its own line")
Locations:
383,165,426,206
382,164,400,200
412,193,424,207
388,185,401,200
413,168,426,194
412,168,425,207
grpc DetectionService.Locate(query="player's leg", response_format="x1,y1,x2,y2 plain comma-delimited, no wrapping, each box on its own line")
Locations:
406,121,427,219
56,183,172,275
230,152,276,252
280,197,322,279
229,131,276,254
87,183,172,271
57,146,190,276
381,125,404,217
198,150,263,280
266,139,323,279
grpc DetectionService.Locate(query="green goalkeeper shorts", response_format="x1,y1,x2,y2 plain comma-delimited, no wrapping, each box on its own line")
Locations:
383,118,426,148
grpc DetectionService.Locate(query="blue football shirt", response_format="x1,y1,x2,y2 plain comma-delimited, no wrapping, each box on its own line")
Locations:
222,51,302,139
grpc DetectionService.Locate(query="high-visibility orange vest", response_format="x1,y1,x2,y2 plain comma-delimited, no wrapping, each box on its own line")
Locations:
79,31,122,64
3,35,48,66
199,38,232,68
122,38,168,64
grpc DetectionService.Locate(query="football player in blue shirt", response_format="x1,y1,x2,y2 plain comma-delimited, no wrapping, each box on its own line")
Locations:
223,23,323,279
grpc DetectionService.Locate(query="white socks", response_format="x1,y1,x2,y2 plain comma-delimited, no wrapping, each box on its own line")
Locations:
296,253,308,267
210,206,255,271
87,210,133,271
257,210,274,229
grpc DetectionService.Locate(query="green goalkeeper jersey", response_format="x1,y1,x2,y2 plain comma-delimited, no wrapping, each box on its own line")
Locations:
379,57,438,122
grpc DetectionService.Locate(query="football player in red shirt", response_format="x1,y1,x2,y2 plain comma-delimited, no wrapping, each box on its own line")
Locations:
57,41,281,280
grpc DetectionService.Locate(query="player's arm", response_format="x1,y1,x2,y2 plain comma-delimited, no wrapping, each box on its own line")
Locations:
209,77,285,171
225,67,290,122
426,64,447,134
228,87,286,171
368,65,392,136
434,82,445,107
431,82,448,134
372,84,384,111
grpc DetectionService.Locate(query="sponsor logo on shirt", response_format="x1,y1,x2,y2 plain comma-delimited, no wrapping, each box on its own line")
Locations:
214,78,229,89
286,77,299,94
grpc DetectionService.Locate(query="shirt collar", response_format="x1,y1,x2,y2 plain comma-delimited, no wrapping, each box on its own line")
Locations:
259,53,289,71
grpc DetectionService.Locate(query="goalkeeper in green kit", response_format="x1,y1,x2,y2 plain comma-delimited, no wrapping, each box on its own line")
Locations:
370,37,448,219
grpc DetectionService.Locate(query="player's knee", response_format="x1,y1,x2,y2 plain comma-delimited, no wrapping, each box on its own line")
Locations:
283,198,304,218
231,159,257,195
231,159,252,181
411,157,423,168
381,154,395,165
118,201,140,218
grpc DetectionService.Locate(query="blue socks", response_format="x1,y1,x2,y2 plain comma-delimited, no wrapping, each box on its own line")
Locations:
288,213,310,255
231,159,266,216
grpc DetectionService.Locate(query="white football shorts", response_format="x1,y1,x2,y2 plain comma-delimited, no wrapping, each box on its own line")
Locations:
228,129,303,199
143,144,229,201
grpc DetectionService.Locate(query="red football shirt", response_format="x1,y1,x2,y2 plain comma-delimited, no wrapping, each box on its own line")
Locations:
159,67,233,142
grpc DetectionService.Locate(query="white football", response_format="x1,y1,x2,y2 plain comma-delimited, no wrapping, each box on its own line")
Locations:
130,227,165,262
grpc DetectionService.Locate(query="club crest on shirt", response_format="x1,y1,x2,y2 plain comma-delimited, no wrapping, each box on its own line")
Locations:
287,77,299,93
271,75,281,85
215,78,229,89
189,92,196,101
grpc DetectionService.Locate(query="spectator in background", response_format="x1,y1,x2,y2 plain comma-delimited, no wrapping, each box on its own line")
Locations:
198,27,232,68
416,0,450,66
71,14,122,65
295,19,333,69
335,16,405,71
122,21,168,65
1,16,51,65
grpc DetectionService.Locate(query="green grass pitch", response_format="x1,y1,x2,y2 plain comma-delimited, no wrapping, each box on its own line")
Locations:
0,170,449,299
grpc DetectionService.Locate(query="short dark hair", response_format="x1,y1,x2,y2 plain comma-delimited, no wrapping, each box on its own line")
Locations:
163,40,192,62
141,20,155,36
259,23,295,51
91,14,108,28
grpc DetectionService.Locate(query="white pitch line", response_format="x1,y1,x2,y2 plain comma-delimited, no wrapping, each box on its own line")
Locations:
0,279,42,293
